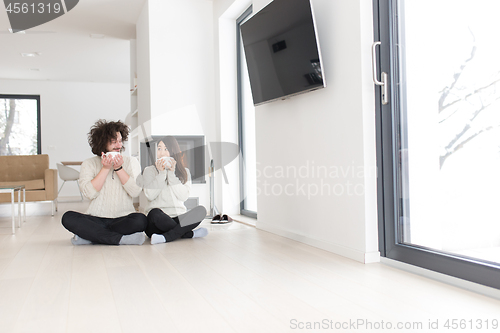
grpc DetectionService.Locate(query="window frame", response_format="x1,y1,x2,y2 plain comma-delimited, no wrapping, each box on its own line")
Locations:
0,94,41,155
374,0,500,289
236,6,257,219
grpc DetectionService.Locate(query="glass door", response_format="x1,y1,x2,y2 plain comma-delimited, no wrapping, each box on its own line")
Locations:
375,0,500,288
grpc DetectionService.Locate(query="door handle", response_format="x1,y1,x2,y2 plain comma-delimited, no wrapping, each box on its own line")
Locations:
372,41,389,105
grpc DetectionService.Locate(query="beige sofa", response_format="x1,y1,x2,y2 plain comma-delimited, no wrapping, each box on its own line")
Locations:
0,154,58,215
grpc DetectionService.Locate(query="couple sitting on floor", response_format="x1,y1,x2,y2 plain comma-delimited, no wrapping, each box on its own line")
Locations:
61,119,207,246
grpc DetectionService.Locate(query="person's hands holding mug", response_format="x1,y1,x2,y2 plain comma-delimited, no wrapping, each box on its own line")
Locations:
113,154,124,170
156,158,166,171
166,157,176,172
101,152,114,169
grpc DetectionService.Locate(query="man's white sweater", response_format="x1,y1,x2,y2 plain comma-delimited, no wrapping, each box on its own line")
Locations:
78,155,142,218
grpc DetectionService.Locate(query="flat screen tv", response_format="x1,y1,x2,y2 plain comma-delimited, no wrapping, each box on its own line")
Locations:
240,0,326,106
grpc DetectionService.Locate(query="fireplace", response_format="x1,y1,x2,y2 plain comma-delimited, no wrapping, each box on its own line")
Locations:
140,135,206,184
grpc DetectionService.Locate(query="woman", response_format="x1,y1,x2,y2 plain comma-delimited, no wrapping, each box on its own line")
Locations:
61,119,147,245
142,136,207,244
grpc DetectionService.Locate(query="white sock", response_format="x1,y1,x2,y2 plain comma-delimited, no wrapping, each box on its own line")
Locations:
151,234,166,245
119,232,145,245
71,235,92,245
192,228,208,238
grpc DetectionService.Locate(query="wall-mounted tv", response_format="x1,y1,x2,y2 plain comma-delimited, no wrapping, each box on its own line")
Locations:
240,0,326,106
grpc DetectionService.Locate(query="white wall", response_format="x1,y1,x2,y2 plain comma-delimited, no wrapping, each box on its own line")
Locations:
148,0,215,136
136,1,152,137
213,0,379,263
0,79,130,197
135,0,216,212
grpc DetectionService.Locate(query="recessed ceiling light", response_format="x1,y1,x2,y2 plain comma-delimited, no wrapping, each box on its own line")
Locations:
90,34,105,39
8,29,25,34
21,52,42,57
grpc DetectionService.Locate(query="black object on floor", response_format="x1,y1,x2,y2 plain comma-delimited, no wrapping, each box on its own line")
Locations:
211,214,221,224
220,214,233,224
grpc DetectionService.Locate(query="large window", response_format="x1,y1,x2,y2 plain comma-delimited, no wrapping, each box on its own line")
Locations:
375,0,500,288
237,7,257,218
0,95,41,155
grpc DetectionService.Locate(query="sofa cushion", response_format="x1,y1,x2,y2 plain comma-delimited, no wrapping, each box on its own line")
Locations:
0,179,45,190
0,154,49,182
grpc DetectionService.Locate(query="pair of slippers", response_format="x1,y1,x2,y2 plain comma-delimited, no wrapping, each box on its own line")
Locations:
211,214,233,224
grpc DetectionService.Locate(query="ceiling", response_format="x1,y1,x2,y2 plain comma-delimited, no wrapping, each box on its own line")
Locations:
0,0,147,84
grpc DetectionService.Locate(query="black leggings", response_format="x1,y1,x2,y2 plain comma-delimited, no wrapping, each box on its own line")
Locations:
62,211,148,245
145,208,202,242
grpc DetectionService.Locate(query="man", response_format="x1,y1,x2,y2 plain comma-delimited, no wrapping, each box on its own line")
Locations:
62,119,146,245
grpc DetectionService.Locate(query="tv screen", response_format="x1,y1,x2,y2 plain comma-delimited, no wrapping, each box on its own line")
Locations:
240,0,325,106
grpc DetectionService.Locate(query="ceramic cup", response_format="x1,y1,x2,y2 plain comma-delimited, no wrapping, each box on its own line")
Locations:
159,156,174,169
104,152,121,160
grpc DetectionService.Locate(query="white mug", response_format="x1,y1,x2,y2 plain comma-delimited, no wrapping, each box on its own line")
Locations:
104,152,121,161
159,156,174,169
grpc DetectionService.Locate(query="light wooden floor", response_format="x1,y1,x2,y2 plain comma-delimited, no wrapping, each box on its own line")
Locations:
1,200,500,333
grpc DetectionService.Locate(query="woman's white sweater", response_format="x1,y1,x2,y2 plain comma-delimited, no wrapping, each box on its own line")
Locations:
78,155,142,218
141,165,191,217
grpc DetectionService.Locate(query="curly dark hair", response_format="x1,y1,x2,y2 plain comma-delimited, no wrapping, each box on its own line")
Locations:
88,119,129,156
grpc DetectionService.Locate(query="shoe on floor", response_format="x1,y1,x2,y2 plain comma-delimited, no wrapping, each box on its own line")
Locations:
211,214,221,224
220,214,233,224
